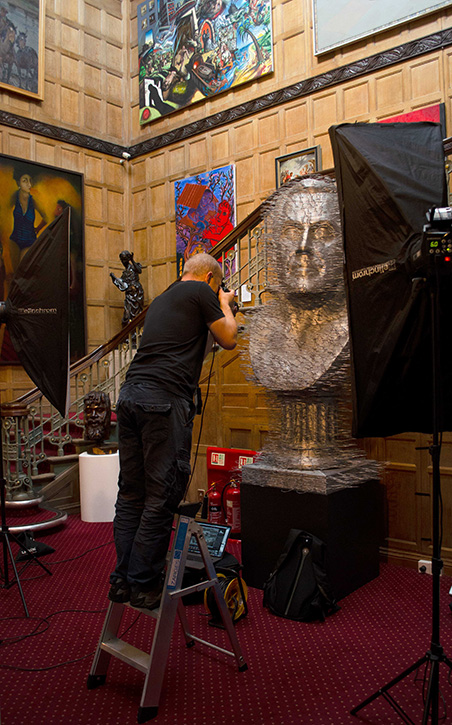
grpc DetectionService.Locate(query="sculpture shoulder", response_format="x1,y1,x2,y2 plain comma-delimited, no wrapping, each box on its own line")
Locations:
248,301,349,392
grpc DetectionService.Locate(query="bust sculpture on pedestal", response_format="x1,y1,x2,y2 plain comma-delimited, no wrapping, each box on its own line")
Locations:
247,175,377,491
241,175,381,596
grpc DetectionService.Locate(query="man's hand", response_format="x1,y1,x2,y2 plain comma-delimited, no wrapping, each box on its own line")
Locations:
218,286,236,311
219,287,239,317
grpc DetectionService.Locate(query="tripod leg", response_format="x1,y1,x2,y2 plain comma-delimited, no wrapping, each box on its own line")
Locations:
351,655,427,718
2,532,29,618
421,656,442,725
8,530,52,576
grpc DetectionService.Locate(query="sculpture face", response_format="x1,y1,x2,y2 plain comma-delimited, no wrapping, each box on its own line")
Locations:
84,393,111,443
271,189,342,299
248,179,349,394
119,251,131,267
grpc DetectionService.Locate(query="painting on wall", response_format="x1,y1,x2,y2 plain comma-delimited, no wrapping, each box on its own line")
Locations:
0,155,86,364
313,0,452,55
0,0,45,99
137,0,273,124
380,103,446,136
275,146,321,189
174,165,236,277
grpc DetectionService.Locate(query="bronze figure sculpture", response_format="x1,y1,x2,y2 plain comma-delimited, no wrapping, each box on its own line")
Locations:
110,250,144,326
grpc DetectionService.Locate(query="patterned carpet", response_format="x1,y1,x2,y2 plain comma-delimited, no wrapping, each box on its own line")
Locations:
1,514,452,724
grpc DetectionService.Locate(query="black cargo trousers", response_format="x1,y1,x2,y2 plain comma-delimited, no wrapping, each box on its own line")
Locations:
110,382,193,591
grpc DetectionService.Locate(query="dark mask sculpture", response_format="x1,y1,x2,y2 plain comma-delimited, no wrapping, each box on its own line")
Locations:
84,391,112,444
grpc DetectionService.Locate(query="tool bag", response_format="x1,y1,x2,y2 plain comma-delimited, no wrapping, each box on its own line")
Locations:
263,529,340,622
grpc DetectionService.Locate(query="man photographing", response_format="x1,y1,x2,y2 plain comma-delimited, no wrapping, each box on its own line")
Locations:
109,253,238,610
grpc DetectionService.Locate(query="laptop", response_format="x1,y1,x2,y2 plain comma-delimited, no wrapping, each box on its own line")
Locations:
186,522,231,570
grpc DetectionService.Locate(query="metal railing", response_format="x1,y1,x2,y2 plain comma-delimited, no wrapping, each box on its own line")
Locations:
2,202,268,501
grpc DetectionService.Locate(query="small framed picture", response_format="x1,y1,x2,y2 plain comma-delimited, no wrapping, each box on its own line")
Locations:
275,146,322,189
0,0,45,100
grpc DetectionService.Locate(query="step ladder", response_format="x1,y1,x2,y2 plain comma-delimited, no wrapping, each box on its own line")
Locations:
87,504,248,723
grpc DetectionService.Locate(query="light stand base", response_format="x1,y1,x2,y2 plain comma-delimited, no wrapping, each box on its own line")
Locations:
1,479,52,618
351,648,452,725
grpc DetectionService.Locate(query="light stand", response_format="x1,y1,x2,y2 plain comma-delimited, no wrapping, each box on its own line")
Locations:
351,256,452,724
0,476,52,618
0,209,71,619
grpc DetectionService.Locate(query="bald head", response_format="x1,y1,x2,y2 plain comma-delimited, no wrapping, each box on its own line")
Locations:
182,253,222,283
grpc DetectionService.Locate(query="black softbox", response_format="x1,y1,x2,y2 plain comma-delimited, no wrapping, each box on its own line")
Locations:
329,122,449,437
2,208,70,416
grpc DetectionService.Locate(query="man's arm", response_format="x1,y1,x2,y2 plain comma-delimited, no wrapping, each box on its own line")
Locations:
208,288,238,350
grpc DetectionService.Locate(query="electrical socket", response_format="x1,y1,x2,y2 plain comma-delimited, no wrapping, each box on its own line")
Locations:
418,559,432,574
197,488,206,502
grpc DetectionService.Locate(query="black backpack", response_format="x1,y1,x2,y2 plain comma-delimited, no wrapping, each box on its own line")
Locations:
263,529,340,622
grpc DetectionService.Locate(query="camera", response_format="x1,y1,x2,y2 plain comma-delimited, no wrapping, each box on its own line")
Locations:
407,207,452,277
220,281,239,315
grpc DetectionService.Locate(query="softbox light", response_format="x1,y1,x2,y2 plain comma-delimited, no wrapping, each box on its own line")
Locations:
1,208,70,417
329,122,449,437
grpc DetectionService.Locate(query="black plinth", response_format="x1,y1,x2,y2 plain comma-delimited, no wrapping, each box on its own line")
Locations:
241,470,382,601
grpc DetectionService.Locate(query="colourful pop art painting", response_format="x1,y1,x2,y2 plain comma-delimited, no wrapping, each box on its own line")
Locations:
137,0,273,124
175,165,235,277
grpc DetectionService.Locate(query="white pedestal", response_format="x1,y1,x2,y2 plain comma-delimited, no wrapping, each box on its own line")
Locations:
79,451,119,523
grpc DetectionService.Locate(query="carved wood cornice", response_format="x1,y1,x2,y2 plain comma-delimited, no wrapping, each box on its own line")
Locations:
0,111,127,157
0,28,451,159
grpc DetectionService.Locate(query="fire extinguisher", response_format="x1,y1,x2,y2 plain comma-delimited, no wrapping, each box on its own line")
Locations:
225,481,241,536
208,483,224,524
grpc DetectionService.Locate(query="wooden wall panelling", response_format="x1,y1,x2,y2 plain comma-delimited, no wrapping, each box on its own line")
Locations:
364,431,452,573
187,326,268,502
430,433,452,563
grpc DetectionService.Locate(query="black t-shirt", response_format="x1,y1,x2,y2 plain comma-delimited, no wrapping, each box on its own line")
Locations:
125,280,224,401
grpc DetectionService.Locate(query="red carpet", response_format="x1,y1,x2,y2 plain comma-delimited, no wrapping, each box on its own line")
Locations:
1,515,452,724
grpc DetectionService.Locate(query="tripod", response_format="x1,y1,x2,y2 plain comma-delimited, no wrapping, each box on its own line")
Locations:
0,477,52,618
351,263,452,723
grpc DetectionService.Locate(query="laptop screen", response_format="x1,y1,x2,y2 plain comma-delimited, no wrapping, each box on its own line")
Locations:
188,522,231,558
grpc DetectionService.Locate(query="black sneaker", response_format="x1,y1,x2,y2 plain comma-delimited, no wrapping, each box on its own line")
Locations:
130,582,163,611
108,580,131,603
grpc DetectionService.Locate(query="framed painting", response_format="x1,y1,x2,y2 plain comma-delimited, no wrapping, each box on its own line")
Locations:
174,165,236,277
275,146,321,189
380,103,446,136
0,155,86,364
137,0,273,124
0,0,45,99
313,0,452,55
